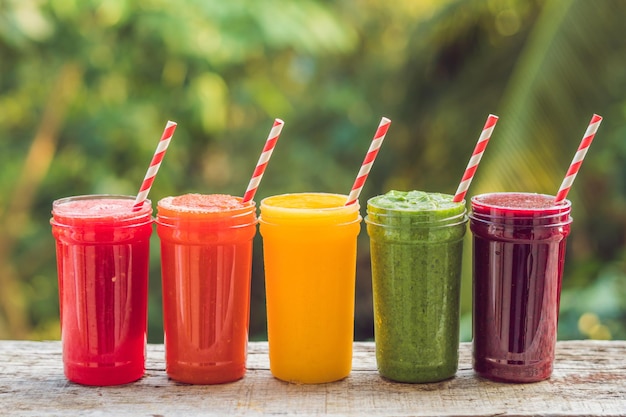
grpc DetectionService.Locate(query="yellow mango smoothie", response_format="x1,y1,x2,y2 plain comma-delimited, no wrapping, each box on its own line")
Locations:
259,193,361,384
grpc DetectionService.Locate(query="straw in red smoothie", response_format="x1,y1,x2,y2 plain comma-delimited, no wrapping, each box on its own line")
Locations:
133,120,177,210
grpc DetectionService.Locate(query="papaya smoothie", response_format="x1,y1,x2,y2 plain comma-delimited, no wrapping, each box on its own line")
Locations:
156,193,257,384
259,193,361,384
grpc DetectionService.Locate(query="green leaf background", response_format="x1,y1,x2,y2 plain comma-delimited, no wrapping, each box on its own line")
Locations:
1,0,624,342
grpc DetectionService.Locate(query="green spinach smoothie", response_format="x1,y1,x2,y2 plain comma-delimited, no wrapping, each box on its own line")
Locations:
366,190,467,383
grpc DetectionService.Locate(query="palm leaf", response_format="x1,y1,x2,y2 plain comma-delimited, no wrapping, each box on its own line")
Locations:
474,0,620,208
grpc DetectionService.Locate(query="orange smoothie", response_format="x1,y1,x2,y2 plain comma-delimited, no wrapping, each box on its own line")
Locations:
156,194,257,384
259,193,361,384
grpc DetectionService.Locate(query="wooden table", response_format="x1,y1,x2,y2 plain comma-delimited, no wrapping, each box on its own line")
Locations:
1,340,624,416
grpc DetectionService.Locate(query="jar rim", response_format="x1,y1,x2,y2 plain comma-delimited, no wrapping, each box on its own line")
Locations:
470,192,571,216
260,192,358,212
259,193,360,226
156,197,256,227
364,209,468,229
51,194,152,226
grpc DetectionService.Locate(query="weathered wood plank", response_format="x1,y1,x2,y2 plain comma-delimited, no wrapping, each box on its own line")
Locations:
0,340,624,416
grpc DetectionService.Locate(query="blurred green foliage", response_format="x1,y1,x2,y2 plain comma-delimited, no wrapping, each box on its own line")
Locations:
1,0,625,343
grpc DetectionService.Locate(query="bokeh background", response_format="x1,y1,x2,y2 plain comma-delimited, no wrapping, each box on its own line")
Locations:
1,0,625,343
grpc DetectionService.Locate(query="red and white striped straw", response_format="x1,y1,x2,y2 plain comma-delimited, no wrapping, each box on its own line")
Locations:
554,113,603,204
345,117,391,206
452,114,499,203
241,118,284,204
133,120,177,210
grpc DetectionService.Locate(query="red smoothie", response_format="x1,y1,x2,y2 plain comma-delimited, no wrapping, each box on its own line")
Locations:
51,195,152,386
156,194,257,384
470,192,572,383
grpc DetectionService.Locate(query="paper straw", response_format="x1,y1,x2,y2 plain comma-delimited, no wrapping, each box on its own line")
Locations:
133,120,177,210
241,119,285,204
452,114,499,203
554,114,603,204
345,117,391,206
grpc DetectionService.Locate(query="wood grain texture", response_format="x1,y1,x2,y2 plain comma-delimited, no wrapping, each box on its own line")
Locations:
0,341,624,416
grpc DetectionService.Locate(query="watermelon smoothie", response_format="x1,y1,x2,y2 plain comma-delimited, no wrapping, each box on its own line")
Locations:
51,195,153,386
156,194,257,384
470,192,572,383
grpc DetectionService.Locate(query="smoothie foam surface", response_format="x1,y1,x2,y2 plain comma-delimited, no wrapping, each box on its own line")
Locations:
55,199,134,218
368,190,463,212
367,190,465,226
470,193,571,225
52,196,152,225
366,190,467,243
159,193,246,213
259,193,359,226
